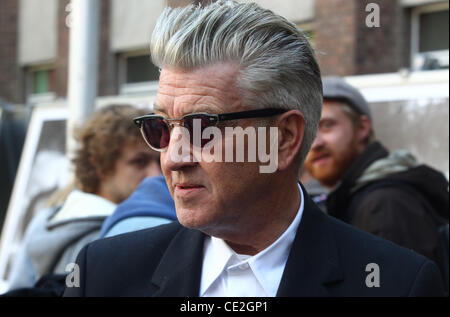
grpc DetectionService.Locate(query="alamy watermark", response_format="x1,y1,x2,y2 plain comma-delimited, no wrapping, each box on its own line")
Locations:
166,120,279,174
365,263,380,288
65,263,80,288
65,3,73,28
366,3,380,28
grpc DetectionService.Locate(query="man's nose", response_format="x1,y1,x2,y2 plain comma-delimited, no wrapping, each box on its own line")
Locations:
161,126,197,171
310,132,325,150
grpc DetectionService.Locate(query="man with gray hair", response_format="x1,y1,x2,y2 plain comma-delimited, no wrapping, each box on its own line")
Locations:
64,1,445,297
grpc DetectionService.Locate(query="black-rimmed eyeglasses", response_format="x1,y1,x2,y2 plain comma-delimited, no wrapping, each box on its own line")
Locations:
133,108,287,151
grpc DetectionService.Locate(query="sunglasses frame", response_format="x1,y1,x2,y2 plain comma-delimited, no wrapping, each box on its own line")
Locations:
133,108,288,151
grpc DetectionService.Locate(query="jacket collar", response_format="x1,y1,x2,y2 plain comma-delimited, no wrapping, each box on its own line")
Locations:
150,186,345,297
150,225,205,297
327,141,388,219
277,187,344,296
339,141,389,190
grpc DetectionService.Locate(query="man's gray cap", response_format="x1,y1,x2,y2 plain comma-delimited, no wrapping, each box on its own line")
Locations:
322,76,372,122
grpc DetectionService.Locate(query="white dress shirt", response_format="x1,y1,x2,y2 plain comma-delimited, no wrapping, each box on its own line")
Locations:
200,184,304,297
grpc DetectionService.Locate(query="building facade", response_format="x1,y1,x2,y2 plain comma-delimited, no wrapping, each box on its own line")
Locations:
0,0,448,105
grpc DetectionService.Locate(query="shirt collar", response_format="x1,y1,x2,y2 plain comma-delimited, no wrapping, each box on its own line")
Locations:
200,183,305,296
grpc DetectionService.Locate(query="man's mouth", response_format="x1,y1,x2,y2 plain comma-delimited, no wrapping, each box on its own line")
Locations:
174,183,206,197
177,184,203,189
312,153,331,164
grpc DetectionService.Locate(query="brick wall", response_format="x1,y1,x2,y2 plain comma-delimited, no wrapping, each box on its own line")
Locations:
315,0,404,76
315,0,359,76
0,0,21,104
355,0,403,74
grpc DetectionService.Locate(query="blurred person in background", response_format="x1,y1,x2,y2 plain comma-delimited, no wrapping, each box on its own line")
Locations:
304,76,449,288
99,175,177,239
7,104,160,292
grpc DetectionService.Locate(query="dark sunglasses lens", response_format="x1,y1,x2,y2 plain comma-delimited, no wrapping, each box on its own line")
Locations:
184,115,215,147
142,118,170,149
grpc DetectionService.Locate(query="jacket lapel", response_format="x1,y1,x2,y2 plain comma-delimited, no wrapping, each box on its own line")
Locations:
277,188,344,296
150,186,345,297
150,226,205,297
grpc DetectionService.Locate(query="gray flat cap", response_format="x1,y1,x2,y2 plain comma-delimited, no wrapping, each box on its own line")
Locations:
322,76,372,122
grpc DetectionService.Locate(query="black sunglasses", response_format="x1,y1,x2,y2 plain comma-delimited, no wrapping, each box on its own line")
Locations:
133,108,287,151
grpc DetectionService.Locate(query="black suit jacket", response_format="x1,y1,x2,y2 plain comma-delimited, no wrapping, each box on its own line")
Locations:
64,191,445,297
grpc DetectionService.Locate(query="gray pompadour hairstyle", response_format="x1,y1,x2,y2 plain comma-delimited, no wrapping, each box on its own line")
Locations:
150,0,322,166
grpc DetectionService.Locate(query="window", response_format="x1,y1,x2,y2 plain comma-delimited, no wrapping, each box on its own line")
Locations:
419,9,449,53
118,51,160,95
126,55,160,84
411,2,449,70
26,67,56,103
32,70,52,94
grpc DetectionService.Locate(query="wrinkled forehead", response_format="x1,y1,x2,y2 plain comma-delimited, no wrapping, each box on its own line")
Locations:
155,64,243,118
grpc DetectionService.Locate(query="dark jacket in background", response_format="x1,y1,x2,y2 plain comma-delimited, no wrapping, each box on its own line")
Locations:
327,141,449,286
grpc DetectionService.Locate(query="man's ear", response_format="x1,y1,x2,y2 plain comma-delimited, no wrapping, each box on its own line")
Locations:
356,115,371,145
276,110,305,171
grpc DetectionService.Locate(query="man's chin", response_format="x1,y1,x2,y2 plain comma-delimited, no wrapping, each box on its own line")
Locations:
309,170,339,189
176,207,211,229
